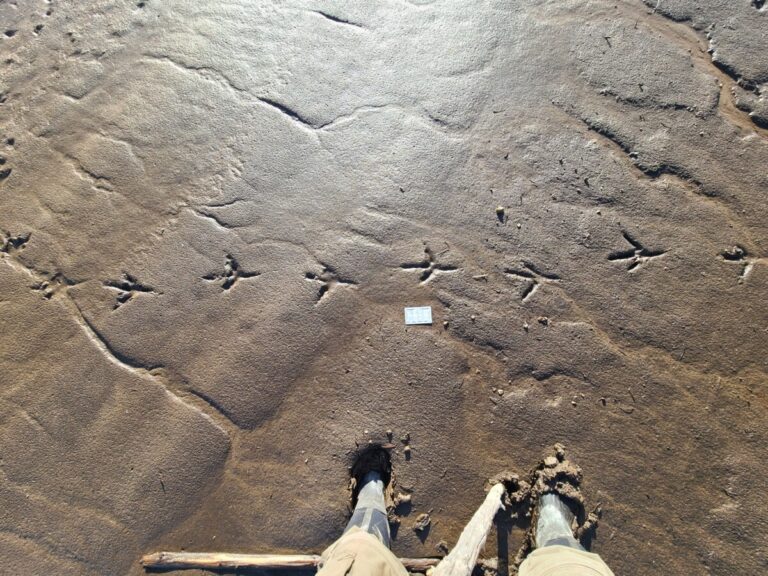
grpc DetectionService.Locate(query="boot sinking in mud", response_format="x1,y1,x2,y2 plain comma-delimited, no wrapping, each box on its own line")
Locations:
345,444,394,547
316,444,408,576
504,443,614,576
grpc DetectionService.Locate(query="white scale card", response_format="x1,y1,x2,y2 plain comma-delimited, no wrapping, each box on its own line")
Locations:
404,306,433,325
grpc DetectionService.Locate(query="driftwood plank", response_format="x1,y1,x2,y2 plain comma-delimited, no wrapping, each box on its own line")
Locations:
141,551,441,571
431,483,505,576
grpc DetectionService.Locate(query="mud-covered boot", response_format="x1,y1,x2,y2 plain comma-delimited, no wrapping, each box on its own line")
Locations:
535,493,585,550
344,446,392,547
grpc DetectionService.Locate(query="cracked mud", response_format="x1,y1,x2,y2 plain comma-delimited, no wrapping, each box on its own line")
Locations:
1,1,766,575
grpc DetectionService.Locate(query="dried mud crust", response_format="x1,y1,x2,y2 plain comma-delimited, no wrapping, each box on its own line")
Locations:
488,444,601,572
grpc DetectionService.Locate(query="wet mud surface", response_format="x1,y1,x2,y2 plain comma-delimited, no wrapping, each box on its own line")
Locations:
1,1,767,574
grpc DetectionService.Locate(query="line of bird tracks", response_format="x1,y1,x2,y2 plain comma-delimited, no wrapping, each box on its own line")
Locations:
612,0,768,140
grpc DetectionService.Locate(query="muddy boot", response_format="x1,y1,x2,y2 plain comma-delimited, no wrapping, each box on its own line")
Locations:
344,446,392,547
535,493,585,550
344,471,391,546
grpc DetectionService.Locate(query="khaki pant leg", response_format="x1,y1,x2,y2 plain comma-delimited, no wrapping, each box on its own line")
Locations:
518,545,615,576
317,527,408,576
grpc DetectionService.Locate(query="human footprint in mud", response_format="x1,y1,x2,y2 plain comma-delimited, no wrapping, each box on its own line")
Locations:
317,445,614,576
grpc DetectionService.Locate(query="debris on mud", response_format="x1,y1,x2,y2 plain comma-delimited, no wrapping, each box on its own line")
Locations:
412,512,431,533
435,539,450,555
394,492,412,507
721,245,747,260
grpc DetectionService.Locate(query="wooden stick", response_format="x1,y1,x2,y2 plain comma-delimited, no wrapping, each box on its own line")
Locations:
430,483,505,576
141,551,441,572
141,552,319,570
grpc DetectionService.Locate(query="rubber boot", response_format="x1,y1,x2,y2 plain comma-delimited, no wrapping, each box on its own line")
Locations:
535,493,585,550
343,471,391,547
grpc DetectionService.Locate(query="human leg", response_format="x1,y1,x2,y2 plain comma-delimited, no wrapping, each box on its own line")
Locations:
518,493,614,576
343,470,391,547
535,493,585,550
317,446,406,576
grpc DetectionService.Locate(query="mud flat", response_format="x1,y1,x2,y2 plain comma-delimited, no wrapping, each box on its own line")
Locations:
1,1,766,574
